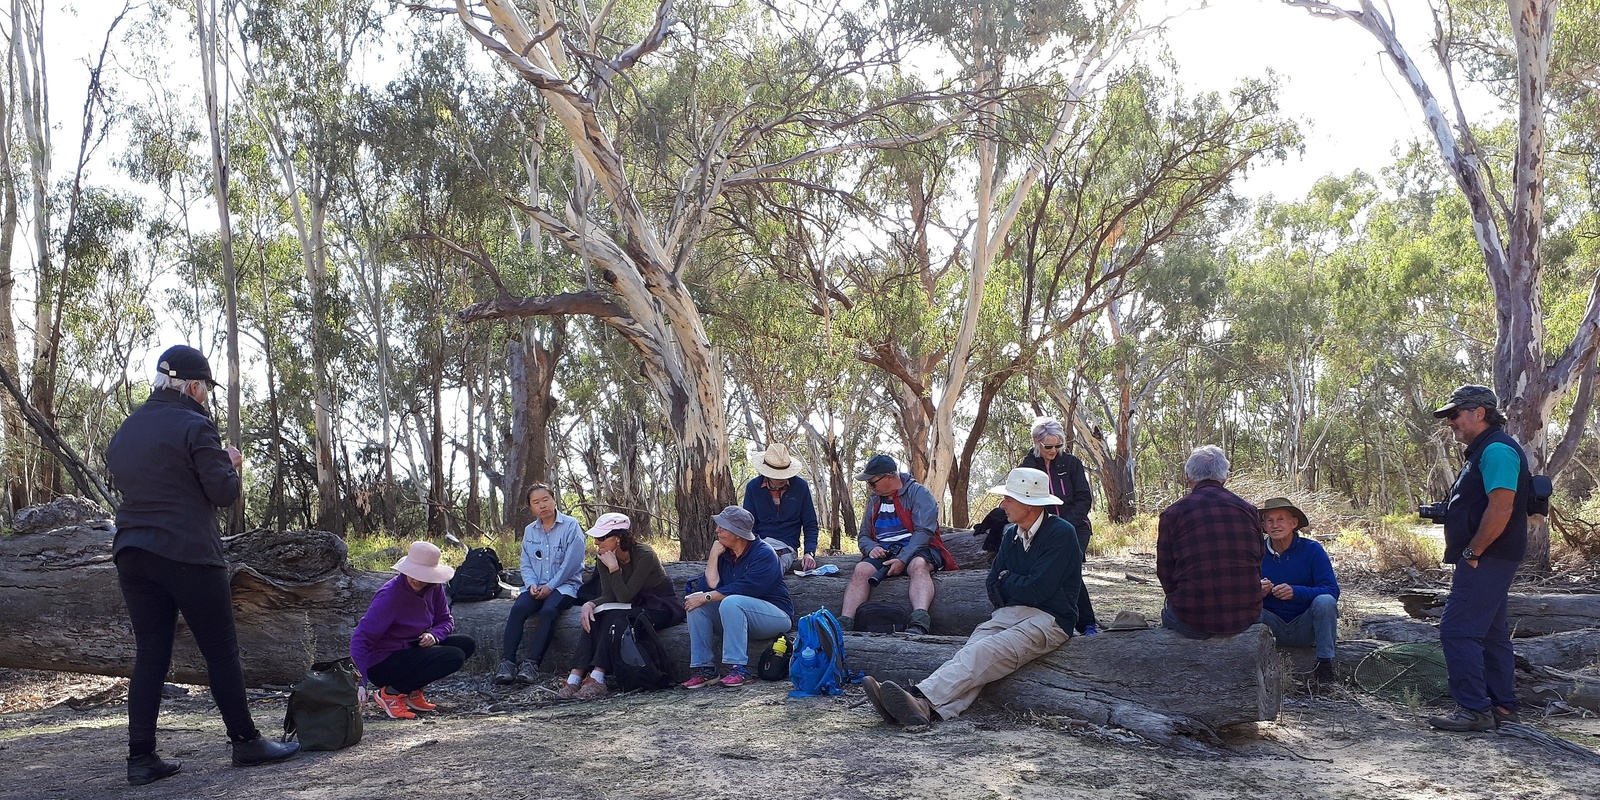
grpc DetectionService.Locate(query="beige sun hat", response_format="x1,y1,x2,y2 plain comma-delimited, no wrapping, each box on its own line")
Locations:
986,467,1063,507
755,443,804,480
393,541,455,584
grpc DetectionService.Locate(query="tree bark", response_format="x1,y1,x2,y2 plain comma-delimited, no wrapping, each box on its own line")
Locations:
504,319,562,530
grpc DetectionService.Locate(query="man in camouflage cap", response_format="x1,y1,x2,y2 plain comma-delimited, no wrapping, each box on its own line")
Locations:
1426,384,1533,732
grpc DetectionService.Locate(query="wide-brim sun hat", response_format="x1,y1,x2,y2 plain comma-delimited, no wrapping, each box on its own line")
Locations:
755,443,804,480
1258,497,1310,531
711,504,757,540
586,512,631,538
393,540,455,584
987,467,1062,507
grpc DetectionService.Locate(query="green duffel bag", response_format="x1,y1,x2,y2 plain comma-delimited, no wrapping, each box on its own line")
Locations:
283,657,363,751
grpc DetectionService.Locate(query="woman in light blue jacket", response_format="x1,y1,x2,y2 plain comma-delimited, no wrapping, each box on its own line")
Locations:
494,483,586,684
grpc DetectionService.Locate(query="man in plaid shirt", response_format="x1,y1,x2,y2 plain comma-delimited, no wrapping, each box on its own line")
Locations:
1157,445,1263,637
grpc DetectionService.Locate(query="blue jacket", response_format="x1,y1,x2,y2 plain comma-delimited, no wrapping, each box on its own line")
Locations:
742,476,819,554
711,540,794,620
520,512,587,597
1260,535,1339,622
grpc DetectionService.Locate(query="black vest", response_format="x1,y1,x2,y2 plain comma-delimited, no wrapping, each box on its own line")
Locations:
1443,427,1531,563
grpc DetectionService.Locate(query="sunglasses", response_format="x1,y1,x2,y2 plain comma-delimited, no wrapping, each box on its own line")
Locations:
1040,443,1064,451
1444,407,1476,421
866,474,890,488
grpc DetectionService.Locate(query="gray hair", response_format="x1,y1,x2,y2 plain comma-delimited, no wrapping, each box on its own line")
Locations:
1031,417,1068,457
1184,445,1230,483
152,372,199,395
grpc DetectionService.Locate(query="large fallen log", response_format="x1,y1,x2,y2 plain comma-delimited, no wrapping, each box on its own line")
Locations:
1398,589,1600,636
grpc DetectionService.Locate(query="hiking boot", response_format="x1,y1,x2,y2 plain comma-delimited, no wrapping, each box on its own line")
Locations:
127,753,181,786
1493,706,1521,725
681,666,719,689
575,678,609,700
906,609,933,636
516,660,541,684
838,616,854,632
879,680,934,727
1313,659,1337,684
1079,624,1101,636
1428,706,1494,732
862,675,896,724
720,665,752,688
405,689,437,712
231,736,300,767
555,679,585,700
374,687,417,720
493,659,517,685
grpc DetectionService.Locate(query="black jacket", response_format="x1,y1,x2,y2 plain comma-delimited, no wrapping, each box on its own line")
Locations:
1019,451,1094,538
1444,426,1531,563
107,389,241,566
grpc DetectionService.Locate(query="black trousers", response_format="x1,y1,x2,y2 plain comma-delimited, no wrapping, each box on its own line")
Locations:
501,591,576,664
116,547,259,756
569,607,675,674
1074,528,1098,631
366,635,477,694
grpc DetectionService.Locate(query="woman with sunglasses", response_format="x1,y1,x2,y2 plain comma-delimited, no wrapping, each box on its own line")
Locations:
1016,417,1100,635
494,483,587,685
558,513,685,699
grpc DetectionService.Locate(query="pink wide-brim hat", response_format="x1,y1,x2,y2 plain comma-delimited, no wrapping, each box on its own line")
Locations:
393,541,455,584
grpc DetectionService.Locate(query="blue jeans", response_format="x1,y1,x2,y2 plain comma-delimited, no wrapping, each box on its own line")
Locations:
687,595,792,668
1259,594,1338,660
1440,555,1520,713
501,590,576,664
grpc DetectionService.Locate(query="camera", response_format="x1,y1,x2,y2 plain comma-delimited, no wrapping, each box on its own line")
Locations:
1417,502,1448,524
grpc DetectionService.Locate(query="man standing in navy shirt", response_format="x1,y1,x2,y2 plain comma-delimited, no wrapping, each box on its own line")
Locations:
741,444,819,573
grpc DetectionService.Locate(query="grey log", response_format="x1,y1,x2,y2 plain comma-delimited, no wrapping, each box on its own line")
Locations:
1398,589,1600,636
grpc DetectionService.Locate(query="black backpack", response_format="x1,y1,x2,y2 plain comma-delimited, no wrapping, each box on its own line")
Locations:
608,613,671,692
283,658,363,751
446,547,503,603
855,600,911,633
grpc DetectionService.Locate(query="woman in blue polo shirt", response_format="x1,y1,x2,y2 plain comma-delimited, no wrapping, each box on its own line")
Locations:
493,483,586,685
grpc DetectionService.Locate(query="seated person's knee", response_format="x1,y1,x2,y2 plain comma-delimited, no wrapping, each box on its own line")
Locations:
909,558,932,577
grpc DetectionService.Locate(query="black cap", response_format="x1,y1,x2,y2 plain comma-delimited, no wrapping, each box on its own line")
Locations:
854,454,898,481
157,345,219,388
1433,384,1497,418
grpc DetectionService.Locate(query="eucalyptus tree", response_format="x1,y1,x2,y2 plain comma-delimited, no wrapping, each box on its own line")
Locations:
1283,0,1595,569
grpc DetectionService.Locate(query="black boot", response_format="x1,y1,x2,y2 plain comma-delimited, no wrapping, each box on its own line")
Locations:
127,753,181,786
232,736,301,767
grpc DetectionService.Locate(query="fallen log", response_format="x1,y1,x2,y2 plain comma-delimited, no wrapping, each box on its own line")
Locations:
1398,589,1600,636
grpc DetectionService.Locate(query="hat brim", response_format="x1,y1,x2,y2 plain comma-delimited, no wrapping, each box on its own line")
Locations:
855,470,893,482
1432,401,1465,418
1103,610,1151,631
586,523,628,539
756,462,803,480
986,485,1063,506
1259,504,1310,531
394,559,455,584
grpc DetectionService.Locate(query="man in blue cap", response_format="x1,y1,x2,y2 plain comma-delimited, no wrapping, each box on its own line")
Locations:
106,346,299,784
1427,384,1532,732
839,454,956,634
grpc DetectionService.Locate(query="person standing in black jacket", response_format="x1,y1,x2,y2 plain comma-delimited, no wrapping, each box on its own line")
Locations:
1017,417,1098,635
106,346,299,785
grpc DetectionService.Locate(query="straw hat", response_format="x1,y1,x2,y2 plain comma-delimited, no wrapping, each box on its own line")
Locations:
755,443,804,480
393,541,455,584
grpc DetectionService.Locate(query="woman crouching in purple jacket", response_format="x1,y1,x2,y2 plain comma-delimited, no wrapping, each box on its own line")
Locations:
351,541,477,719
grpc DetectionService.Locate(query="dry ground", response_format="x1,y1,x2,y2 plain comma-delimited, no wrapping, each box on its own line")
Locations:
2,556,1597,800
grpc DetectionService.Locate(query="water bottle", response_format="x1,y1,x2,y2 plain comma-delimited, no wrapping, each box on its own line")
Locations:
772,635,788,655
800,645,819,667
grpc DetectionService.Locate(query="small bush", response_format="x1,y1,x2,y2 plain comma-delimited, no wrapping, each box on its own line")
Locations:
1367,516,1443,573
1090,513,1159,556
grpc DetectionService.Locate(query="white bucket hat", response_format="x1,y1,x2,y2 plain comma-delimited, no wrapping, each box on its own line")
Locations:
987,467,1063,507
393,541,456,584
755,443,804,480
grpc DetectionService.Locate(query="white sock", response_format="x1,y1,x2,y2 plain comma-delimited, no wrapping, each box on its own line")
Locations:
590,670,606,685
566,674,582,686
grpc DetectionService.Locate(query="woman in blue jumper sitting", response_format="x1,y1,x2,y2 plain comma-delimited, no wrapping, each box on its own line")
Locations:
1257,497,1341,681
351,541,477,720
494,483,586,685
681,506,795,688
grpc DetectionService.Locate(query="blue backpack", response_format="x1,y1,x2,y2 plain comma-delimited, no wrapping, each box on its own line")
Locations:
788,608,856,697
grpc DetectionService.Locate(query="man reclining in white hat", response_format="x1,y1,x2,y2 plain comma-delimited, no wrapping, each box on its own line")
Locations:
862,467,1083,725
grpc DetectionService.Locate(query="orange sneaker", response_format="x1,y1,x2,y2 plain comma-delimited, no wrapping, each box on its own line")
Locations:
405,689,437,712
374,688,416,720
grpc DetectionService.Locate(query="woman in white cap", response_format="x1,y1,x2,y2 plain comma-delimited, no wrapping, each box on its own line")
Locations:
558,513,685,700
350,541,477,719
681,506,795,689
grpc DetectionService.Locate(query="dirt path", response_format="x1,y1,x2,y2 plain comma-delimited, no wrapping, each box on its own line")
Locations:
2,556,1596,799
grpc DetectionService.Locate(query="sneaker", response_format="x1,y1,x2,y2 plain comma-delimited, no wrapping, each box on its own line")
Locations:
555,679,585,700
1493,706,1521,725
575,677,609,700
720,665,751,688
1079,624,1101,636
493,659,517,685
862,675,896,724
682,667,719,689
1428,706,1494,732
879,680,934,726
405,689,437,712
374,687,417,720
517,660,541,684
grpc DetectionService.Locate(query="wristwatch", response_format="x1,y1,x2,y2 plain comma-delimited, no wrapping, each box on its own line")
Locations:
1462,547,1479,561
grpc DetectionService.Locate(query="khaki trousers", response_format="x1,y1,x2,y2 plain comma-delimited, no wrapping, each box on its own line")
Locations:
915,604,1068,719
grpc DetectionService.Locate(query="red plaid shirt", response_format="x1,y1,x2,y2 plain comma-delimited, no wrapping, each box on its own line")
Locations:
1156,480,1263,636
